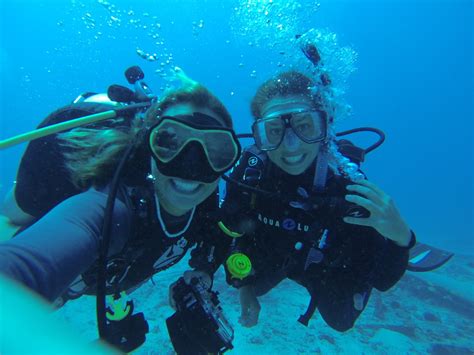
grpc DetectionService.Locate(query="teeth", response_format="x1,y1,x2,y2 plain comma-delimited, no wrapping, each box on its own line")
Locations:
171,179,201,193
283,154,304,164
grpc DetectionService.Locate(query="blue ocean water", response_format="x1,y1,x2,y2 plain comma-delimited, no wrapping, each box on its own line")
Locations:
0,1,473,353
1,0,471,255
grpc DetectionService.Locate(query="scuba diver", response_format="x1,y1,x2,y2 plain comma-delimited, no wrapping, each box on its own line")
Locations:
216,70,414,331
0,68,239,353
203,39,453,332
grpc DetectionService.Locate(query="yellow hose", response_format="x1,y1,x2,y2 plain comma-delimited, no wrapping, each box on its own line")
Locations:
0,110,118,150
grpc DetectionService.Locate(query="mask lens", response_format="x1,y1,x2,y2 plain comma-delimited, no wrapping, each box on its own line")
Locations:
252,118,285,151
202,131,239,171
290,111,326,142
253,110,326,150
149,118,239,173
149,120,187,162
264,119,285,145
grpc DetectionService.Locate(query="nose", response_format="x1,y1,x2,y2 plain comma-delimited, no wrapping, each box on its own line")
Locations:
282,128,301,152
180,141,208,179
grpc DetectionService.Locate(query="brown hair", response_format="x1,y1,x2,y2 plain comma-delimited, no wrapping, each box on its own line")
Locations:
145,84,233,129
251,71,318,119
59,73,232,189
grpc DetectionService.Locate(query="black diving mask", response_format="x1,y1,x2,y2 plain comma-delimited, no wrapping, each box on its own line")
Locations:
148,113,241,183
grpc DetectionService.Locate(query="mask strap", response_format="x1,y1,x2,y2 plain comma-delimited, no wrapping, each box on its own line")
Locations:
312,144,329,193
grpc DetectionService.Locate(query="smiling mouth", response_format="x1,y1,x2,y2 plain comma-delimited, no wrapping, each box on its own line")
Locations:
170,178,202,194
282,153,305,165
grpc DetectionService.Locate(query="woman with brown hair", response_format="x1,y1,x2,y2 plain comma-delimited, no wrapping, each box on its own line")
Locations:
217,69,415,332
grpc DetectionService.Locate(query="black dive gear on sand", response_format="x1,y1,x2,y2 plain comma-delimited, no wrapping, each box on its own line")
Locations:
166,277,234,354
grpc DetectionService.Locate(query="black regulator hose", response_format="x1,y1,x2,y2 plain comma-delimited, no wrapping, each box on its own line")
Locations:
97,142,136,340
335,127,385,154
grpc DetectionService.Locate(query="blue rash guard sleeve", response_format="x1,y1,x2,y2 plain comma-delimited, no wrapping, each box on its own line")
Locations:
0,188,131,302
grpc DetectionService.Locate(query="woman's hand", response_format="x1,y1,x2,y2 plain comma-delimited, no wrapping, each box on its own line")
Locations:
239,285,261,327
168,270,212,310
343,179,412,247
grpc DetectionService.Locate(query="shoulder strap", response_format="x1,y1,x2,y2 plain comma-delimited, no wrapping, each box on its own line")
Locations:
312,145,329,193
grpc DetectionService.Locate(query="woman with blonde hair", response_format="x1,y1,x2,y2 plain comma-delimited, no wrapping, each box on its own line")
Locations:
0,71,240,351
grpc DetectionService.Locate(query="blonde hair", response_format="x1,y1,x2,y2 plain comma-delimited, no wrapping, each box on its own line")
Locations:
146,70,233,129
59,71,232,189
59,126,137,189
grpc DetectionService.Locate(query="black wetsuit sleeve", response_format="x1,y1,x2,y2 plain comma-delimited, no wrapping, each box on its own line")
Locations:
370,231,415,291
0,189,131,302
345,223,412,292
328,176,411,292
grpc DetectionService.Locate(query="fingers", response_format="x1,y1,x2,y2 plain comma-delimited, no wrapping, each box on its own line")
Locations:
183,270,212,289
183,270,196,284
346,183,384,206
343,216,372,226
239,306,260,327
345,194,381,215
239,317,254,327
245,313,259,327
168,282,177,310
353,179,385,196
239,286,260,328
239,304,251,327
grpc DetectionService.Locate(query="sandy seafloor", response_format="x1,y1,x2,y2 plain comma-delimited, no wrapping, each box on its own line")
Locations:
54,252,474,354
